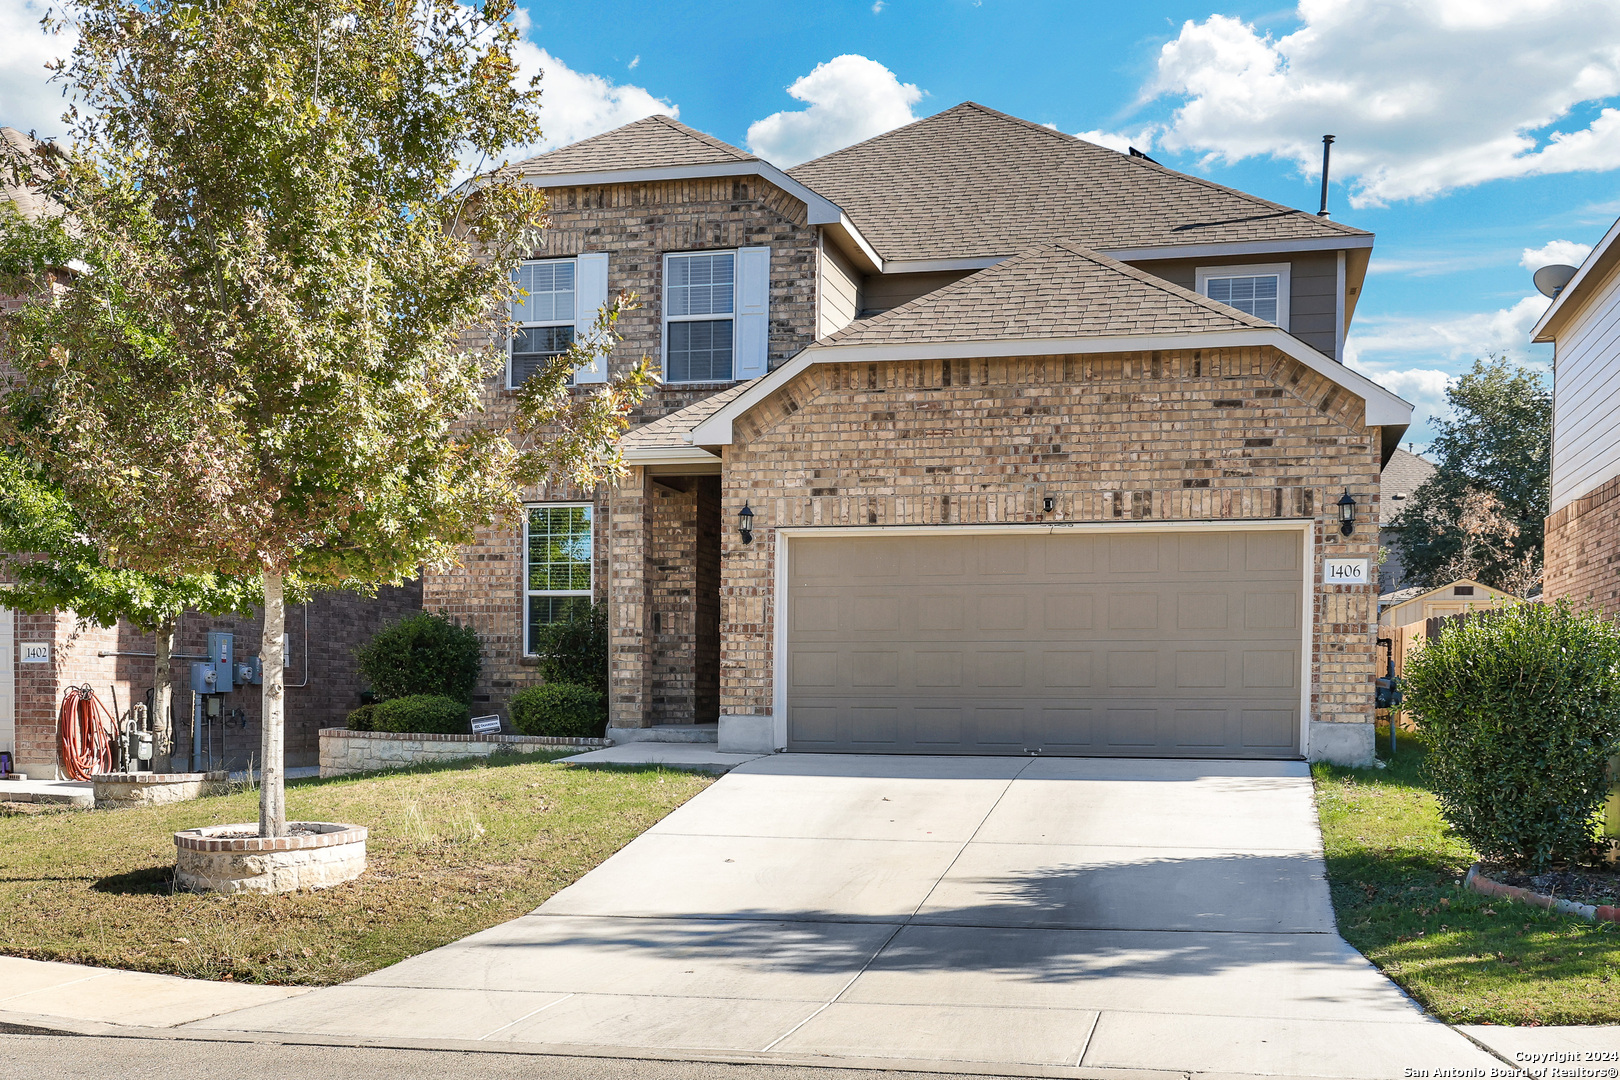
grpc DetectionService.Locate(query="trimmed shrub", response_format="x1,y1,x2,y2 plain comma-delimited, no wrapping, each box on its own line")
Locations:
1402,600,1620,870
370,694,470,735
509,683,606,740
356,612,482,704
346,703,379,731
529,601,607,697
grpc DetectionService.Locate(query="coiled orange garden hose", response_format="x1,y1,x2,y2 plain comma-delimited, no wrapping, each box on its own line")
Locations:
57,685,115,781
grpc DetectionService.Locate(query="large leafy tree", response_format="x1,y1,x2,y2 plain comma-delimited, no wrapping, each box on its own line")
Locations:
0,0,651,837
1390,356,1551,594
0,450,260,762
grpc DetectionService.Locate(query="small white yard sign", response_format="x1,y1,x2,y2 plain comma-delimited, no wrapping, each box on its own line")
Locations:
1322,558,1370,586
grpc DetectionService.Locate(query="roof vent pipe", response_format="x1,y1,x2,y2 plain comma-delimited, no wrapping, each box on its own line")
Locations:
1318,135,1335,218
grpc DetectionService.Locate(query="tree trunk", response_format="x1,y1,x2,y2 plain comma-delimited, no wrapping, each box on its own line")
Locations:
259,571,286,838
154,619,175,765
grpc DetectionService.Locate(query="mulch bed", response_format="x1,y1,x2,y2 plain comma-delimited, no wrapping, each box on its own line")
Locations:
1479,863,1620,909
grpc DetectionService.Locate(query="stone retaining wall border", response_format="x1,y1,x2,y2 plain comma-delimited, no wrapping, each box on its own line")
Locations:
318,728,609,778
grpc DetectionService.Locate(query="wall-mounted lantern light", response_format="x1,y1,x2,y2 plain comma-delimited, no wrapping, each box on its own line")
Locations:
737,501,755,545
1337,490,1356,538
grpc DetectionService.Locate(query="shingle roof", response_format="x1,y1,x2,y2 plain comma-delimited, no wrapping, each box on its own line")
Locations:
513,114,754,178
1,128,58,222
622,380,755,453
814,240,1269,349
788,103,1369,262
1379,448,1437,526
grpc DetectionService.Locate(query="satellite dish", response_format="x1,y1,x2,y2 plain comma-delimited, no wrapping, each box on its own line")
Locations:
1534,263,1578,299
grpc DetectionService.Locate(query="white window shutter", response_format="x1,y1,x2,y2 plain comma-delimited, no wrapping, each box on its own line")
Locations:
573,253,610,384
734,246,771,379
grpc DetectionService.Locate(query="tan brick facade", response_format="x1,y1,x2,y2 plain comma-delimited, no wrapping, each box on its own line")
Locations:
424,176,818,712
601,344,1383,756
1545,471,1620,617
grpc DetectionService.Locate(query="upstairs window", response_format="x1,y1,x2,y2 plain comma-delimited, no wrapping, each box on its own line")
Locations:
1196,263,1290,328
664,251,735,383
510,259,577,387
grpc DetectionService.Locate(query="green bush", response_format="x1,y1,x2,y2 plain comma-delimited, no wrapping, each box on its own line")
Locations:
509,683,606,740
357,612,482,704
529,601,607,696
1402,600,1620,870
346,703,379,731
369,694,470,735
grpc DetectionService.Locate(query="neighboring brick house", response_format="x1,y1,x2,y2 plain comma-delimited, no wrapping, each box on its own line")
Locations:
426,102,1413,767
1534,215,1620,617
1,126,421,777
1377,447,1437,593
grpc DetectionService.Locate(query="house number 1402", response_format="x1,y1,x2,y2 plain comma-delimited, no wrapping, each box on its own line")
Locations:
1322,558,1370,586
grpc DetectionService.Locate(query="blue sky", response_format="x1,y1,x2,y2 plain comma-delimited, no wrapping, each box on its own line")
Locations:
6,0,1620,448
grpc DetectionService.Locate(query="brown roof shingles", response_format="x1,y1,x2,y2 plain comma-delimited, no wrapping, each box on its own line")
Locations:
514,114,755,179
789,102,1369,262
815,240,1271,349
622,380,756,451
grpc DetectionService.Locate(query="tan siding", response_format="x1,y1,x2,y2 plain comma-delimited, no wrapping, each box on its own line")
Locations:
817,236,861,337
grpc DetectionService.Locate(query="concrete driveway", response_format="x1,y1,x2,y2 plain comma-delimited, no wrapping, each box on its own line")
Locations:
193,755,1502,1077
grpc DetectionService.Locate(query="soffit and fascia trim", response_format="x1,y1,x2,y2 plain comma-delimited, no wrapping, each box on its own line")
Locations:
685,327,1413,448
1531,215,1620,343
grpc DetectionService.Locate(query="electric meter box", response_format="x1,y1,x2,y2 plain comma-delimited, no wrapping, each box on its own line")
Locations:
189,661,231,695
207,632,234,669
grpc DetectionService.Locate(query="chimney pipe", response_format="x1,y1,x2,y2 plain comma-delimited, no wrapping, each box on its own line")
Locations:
1318,135,1335,217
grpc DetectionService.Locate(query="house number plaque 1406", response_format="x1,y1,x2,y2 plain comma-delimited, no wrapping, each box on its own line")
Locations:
1322,558,1370,586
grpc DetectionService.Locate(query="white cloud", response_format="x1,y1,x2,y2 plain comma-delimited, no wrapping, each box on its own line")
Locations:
1146,0,1620,207
746,55,923,168
872,0,886,11
1520,238,1592,271
0,0,74,139
1345,295,1552,440
506,43,675,163
1075,128,1154,155
628,55,640,71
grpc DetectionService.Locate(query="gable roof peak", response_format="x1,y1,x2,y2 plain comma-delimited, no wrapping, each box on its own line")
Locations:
512,112,756,178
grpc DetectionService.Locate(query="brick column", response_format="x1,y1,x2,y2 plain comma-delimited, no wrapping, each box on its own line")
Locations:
609,468,654,727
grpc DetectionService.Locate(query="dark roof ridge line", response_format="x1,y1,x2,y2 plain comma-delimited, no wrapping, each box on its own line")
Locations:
787,102,985,175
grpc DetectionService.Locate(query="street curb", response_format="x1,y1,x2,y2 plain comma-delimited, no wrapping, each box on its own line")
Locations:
1464,863,1620,923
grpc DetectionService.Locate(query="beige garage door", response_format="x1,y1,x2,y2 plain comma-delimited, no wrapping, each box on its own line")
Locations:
785,529,1304,758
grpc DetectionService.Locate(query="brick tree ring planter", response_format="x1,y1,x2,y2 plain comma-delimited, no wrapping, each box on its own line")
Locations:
92,772,228,809
174,822,368,894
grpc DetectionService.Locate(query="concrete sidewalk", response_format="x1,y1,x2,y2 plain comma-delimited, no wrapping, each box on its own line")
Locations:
0,956,309,1028
175,755,1522,1078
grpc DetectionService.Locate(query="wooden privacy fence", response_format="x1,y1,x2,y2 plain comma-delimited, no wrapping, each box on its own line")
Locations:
1376,613,1474,732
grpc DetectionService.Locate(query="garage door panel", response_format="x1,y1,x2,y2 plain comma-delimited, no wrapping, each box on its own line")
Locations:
786,530,1303,758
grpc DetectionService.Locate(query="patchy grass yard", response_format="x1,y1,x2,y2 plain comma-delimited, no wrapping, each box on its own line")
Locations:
0,754,711,986
1313,730,1620,1025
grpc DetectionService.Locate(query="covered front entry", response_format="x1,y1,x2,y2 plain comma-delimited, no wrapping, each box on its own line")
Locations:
783,526,1308,758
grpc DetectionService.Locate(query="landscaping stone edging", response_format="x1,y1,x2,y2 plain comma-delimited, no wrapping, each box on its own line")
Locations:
1464,863,1620,924
318,728,609,777
92,771,228,809
174,821,367,893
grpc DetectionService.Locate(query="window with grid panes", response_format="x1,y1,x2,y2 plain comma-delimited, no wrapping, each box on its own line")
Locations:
510,260,576,387
1203,274,1280,323
664,251,734,382
524,505,592,652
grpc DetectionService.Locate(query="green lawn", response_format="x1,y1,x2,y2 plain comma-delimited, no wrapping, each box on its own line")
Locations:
0,754,711,986
1313,730,1620,1025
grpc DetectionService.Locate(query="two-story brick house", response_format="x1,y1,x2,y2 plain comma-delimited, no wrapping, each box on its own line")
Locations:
425,103,1412,766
